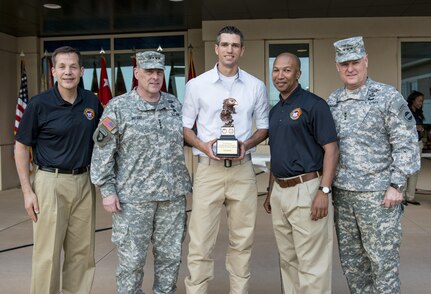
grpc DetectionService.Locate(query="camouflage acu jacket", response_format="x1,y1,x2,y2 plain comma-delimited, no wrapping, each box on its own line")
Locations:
90,90,191,203
327,78,420,191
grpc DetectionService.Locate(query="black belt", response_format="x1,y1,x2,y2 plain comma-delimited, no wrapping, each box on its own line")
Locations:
198,153,252,167
39,166,89,175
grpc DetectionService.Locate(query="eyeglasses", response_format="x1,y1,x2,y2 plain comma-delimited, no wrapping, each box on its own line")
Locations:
218,42,242,49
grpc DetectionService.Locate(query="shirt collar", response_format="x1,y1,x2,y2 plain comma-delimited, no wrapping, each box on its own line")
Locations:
210,64,244,83
53,83,83,106
278,83,302,105
339,77,371,102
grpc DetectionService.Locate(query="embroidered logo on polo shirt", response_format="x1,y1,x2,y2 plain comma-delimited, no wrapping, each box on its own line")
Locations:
290,108,302,120
84,108,95,120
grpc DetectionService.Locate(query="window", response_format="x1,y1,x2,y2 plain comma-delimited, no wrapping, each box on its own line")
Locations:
401,41,431,124
42,33,186,101
266,41,312,107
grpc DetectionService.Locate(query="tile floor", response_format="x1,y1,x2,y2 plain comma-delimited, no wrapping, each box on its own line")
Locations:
1,159,431,293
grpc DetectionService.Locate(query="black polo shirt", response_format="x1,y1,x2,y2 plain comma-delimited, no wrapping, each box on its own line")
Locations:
269,84,337,178
16,85,103,170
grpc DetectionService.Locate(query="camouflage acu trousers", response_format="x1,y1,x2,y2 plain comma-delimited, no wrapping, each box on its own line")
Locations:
112,197,186,294
333,188,404,294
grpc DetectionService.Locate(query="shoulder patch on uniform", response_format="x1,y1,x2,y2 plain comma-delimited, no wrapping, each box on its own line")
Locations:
93,116,117,147
290,108,302,120
101,117,117,132
400,104,413,122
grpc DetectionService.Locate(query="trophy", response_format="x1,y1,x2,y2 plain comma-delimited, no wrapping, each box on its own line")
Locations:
215,98,240,159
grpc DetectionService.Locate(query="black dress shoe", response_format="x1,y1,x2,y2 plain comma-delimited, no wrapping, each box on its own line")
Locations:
402,200,408,206
407,200,421,205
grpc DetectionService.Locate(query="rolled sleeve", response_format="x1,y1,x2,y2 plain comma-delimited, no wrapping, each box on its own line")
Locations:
182,81,198,129
253,82,269,129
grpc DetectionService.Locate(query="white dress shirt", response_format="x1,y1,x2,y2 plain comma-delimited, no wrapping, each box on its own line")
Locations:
182,64,269,156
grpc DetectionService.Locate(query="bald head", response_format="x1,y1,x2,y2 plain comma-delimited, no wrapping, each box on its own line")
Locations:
275,52,301,70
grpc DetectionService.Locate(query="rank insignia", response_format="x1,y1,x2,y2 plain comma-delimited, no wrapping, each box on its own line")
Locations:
290,108,302,120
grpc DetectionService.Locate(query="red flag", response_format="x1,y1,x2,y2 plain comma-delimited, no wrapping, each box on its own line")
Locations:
131,56,138,90
188,49,197,81
14,61,29,137
98,56,112,106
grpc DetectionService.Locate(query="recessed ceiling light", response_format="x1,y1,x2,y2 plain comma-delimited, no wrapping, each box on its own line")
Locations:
43,3,62,9
169,0,184,2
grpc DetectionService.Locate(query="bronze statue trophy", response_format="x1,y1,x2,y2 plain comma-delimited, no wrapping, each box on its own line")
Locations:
215,98,239,167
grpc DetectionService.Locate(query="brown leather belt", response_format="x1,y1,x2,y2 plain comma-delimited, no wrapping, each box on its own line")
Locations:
275,170,322,188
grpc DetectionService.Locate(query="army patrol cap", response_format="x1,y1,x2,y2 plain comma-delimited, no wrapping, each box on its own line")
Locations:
136,51,165,70
334,36,367,63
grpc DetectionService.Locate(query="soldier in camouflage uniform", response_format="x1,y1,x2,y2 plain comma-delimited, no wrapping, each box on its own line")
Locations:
327,36,420,294
90,51,192,294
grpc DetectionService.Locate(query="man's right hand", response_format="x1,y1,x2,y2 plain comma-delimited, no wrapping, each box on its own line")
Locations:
202,138,220,160
103,195,122,213
24,191,39,222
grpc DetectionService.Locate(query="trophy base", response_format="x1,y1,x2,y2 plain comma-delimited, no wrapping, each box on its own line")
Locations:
215,137,240,158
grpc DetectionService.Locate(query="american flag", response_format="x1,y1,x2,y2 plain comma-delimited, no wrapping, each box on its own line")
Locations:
14,60,29,136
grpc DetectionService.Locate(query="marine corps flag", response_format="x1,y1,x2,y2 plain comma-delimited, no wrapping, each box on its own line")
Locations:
98,56,112,107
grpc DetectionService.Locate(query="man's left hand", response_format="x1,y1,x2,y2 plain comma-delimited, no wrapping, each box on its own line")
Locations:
311,191,329,221
382,187,403,208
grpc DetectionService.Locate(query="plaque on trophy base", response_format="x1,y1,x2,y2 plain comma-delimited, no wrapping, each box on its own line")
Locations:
216,126,239,158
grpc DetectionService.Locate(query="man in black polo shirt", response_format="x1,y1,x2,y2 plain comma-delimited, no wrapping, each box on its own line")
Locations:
263,52,339,293
15,46,103,294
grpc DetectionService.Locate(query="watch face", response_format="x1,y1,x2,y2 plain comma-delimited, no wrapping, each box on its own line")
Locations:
322,187,330,193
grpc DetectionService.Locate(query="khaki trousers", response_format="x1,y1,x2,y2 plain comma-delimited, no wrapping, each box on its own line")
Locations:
270,177,333,294
31,169,96,294
185,161,257,294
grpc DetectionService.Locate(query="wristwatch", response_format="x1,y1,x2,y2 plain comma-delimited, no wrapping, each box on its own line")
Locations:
318,186,331,194
390,183,405,193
